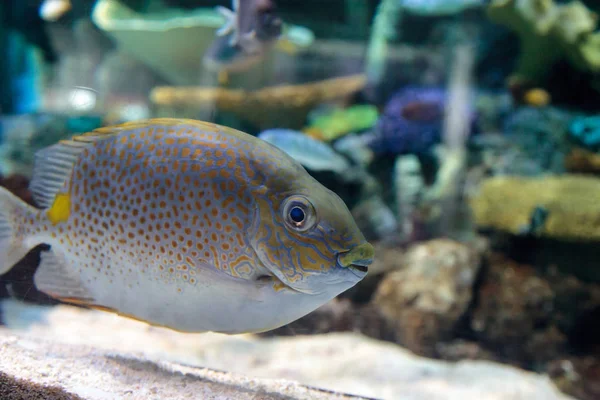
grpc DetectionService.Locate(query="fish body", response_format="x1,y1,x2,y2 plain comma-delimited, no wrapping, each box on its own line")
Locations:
216,0,282,54
0,118,373,334
204,0,285,77
517,206,550,236
258,129,351,174
203,32,266,75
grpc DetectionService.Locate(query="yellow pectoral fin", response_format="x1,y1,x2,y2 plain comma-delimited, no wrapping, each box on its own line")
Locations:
47,193,71,225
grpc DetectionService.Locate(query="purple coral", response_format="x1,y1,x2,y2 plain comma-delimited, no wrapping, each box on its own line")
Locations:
363,86,477,155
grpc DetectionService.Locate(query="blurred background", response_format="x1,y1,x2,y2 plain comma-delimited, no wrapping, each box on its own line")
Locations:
1,0,600,399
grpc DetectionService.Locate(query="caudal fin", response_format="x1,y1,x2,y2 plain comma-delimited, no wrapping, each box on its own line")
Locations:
0,187,39,275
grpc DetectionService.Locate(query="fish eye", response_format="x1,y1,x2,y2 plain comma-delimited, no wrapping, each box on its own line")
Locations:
282,196,316,232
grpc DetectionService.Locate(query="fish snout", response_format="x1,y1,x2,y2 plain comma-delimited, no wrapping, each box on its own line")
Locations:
337,242,374,277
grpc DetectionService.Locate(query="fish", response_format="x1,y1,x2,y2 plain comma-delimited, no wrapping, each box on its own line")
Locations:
205,1,315,83
0,118,373,334
205,0,284,82
400,0,485,16
257,129,351,175
216,0,283,54
517,206,550,236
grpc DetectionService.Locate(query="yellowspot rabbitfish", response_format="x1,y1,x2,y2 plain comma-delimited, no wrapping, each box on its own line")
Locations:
0,118,373,334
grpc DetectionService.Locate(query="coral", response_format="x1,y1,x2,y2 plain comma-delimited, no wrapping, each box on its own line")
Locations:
501,106,574,174
364,0,402,102
92,0,224,85
305,105,379,142
568,115,600,150
486,0,600,83
362,86,478,156
469,175,600,241
150,74,367,130
92,0,313,87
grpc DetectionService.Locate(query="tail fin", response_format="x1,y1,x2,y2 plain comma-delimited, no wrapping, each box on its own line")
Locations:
0,187,39,275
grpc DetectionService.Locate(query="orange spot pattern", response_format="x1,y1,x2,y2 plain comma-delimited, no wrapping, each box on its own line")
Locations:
54,119,282,293
33,118,363,297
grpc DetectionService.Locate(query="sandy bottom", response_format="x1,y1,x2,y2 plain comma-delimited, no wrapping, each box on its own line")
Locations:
0,300,574,400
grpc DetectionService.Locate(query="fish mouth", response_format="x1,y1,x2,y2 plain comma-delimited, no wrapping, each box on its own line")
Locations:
337,242,374,277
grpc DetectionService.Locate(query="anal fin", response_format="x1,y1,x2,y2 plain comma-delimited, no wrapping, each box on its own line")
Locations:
34,249,94,303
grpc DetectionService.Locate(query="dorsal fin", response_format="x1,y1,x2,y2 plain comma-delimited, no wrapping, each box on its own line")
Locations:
29,118,227,208
29,123,128,209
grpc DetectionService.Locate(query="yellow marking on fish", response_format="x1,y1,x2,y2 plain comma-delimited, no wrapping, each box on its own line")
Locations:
47,193,71,225
218,71,230,85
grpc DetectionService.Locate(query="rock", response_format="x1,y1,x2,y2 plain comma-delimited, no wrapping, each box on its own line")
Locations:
547,356,600,400
340,242,407,304
471,253,557,362
0,300,573,400
471,253,600,368
435,340,498,362
372,239,482,356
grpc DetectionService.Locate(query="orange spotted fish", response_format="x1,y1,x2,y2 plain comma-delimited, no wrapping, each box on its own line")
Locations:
0,118,373,334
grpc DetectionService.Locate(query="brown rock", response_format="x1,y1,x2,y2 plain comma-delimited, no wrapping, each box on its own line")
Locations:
372,239,482,356
548,357,600,400
471,254,556,361
472,253,600,366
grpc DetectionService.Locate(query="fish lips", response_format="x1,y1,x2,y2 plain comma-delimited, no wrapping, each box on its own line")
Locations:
337,242,374,279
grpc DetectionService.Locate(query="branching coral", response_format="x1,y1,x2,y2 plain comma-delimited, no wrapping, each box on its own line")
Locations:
486,0,600,83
